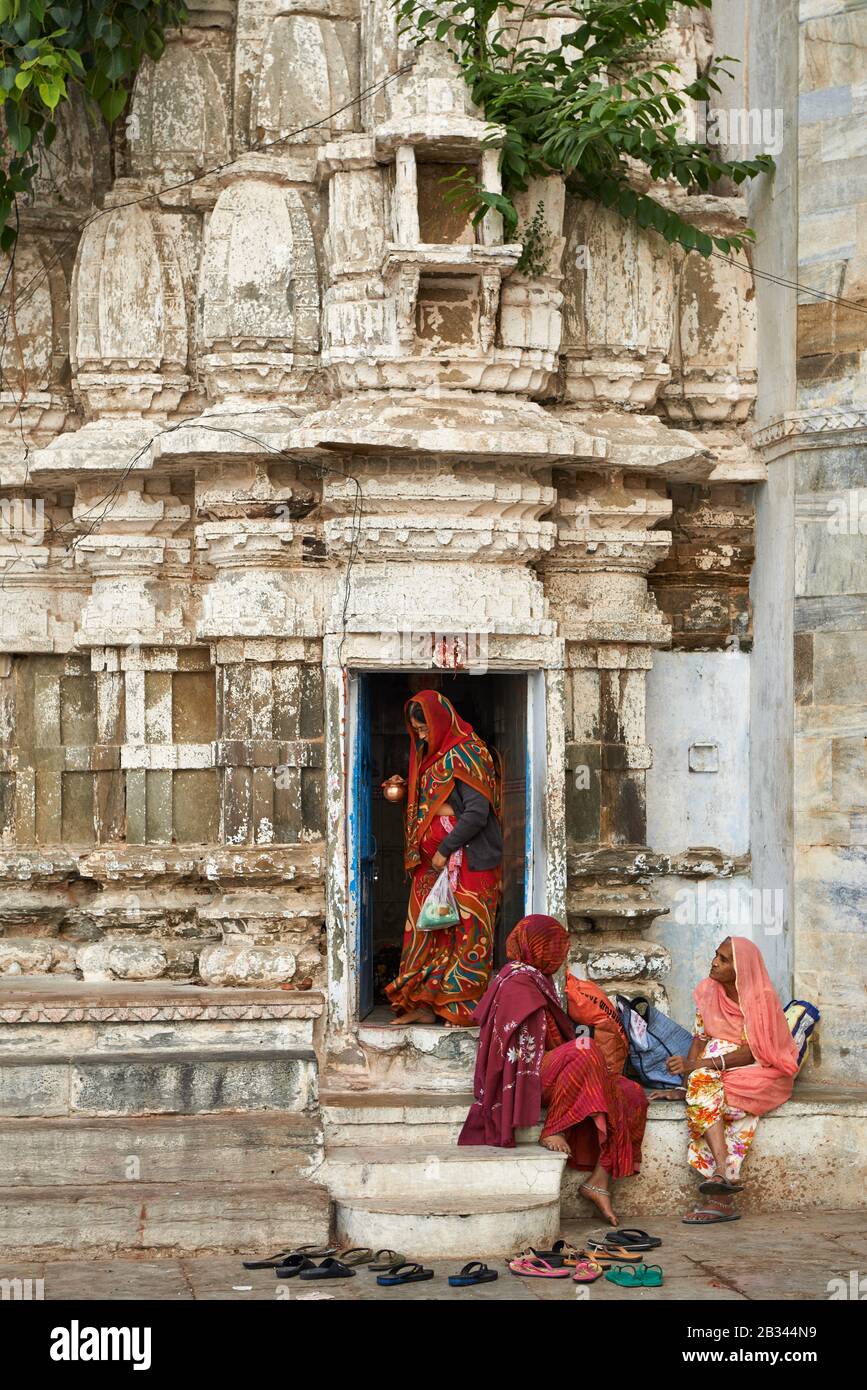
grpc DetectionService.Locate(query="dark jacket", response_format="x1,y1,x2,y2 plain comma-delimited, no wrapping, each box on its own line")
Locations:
437,780,503,871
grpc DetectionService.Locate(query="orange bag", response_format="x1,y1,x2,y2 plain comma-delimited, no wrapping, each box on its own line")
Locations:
565,975,629,1077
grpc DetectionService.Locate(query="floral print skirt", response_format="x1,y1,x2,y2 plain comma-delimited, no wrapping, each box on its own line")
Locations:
686,1038,759,1182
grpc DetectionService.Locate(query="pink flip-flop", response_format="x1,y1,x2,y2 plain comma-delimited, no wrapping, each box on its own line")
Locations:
508,1255,571,1279
572,1258,604,1284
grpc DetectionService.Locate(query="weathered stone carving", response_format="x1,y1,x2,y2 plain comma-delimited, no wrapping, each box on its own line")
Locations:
71,188,191,417
128,34,231,175
663,245,758,424
199,166,320,398
561,201,674,408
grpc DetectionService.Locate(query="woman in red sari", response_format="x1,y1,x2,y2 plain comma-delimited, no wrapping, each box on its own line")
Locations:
384,690,502,1026
459,914,648,1225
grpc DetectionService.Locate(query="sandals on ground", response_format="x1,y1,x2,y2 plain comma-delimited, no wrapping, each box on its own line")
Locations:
298,1257,357,1280
603,1227,662,1251
367,1248,405,1271
508,1255,571,1279
376,1262,434,1286
683,1206,741,1224
243,1244,335,1270
605,1263,664,1288
448,1261,498,1287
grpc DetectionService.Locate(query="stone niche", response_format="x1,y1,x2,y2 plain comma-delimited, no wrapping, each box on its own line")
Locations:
319,41,565,394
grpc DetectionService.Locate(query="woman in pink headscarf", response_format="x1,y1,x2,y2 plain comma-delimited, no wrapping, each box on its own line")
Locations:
665,936,799,1225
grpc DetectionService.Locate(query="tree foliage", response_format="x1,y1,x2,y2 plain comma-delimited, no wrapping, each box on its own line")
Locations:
394,0,774,257
0,0,187,248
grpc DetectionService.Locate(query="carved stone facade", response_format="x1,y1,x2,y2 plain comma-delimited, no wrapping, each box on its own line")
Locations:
0,0,860,1136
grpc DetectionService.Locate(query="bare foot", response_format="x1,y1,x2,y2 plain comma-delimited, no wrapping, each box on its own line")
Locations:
579,1182,617,1226
540,1133,571,1156
387,1005,437,1026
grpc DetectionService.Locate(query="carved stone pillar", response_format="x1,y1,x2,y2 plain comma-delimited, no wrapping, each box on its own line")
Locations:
543,469,674,1002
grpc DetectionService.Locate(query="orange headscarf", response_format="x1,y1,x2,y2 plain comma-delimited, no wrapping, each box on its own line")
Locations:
403,690,499,871
694,936,798,1116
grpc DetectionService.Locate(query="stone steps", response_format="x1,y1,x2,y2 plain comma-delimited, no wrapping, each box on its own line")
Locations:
0,1048,318,1117
0,1180,332,1258
320,1089,565,1255
324,1142,565,1202
3,1112,324,1187
336,1194,560,1259
321,1089,472,1145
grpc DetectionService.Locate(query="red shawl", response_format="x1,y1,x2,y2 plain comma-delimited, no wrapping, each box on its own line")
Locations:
694,935,799,1117
403,689,499,871
458,915,572,1148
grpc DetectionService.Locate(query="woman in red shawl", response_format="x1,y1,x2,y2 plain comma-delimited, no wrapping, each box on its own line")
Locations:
664,936,799,1225
384,690,502,1026
459,914,648,1225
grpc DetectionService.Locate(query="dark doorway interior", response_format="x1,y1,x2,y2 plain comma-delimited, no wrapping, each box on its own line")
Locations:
356,671,527,1019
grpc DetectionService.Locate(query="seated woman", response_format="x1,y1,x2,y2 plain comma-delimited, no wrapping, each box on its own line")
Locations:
458,914,648,1225
666,936,799,1225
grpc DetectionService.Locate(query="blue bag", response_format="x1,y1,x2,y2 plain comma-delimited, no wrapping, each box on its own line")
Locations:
616,994,694,1089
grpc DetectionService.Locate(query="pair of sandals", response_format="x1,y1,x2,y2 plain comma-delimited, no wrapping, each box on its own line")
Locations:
377,1261,499,1287
509,1240,603,1284
244,1246,403,1280
605,1263,664,1288
586,1227,663,1263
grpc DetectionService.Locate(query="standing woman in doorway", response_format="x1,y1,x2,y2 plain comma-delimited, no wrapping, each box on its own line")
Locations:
383,690,502,1025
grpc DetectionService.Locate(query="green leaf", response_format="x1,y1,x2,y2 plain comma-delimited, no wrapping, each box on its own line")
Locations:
99,87,127,122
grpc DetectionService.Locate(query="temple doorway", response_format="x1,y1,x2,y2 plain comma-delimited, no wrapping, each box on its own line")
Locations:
351,671,530,1020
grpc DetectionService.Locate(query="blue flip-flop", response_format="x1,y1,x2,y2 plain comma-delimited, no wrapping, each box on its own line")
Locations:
376,1262,435,1286
448,1261,498,1287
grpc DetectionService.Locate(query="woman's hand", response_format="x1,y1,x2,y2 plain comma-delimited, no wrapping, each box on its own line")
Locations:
666,1055,688,1075
381,775,406,790
431,851,447,870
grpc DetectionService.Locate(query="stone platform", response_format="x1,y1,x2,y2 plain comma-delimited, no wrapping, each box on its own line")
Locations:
1,978,864,1259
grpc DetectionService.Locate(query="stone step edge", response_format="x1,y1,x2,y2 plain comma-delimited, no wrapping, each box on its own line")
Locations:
0,1179,331,1201
336,1194,557,1216
0,1112,322,1134
325,1142,565,1165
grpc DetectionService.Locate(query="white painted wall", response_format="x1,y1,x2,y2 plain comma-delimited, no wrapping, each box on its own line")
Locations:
646,650,751,856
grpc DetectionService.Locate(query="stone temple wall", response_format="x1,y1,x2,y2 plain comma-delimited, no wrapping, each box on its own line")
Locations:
0,2,831,1065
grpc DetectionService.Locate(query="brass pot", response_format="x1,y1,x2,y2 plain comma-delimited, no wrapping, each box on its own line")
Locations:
383,781,406,803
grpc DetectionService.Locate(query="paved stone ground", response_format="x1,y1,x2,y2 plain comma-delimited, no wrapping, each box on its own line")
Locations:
2,1211,864,1301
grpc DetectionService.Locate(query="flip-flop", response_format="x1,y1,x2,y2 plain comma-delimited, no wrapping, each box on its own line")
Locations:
508,1256,571,1279
298,1257,357,1281
683,1207,742,1224
367,1248,406,1272
509,1240,579,1268
448,1261,499,1287
605,1228,662,1251
242,1245,335,1269
275,1255,317,1279
572,1258,604,1284
699,1175,744,1195
333,1246,374,1266
586,1241,643,1264
376,1262,434,1286
605,1263,664,1287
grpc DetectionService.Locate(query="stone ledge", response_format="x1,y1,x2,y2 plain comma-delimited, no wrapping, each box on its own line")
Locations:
0,977,325,1025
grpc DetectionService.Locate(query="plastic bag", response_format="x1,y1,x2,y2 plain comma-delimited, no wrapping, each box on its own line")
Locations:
416,865,460,931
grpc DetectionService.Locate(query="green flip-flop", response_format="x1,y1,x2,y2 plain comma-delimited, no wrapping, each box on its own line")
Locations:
605,1263,664,1288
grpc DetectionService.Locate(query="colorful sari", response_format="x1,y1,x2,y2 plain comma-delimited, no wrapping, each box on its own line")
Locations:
459,915,648,1177
386,690,501,1025
687,936,799,1182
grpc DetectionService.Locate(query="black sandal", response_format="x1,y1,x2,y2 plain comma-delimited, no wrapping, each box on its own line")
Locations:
298,1257,357,1280
376,1262,434,1286
275,1255,318,1279
242,1245,334,1270
448,1261,498,1287
699,1174,743,1195
604,1228,662,1251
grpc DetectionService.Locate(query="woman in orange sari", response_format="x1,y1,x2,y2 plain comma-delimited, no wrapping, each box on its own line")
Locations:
384,690,501,1026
